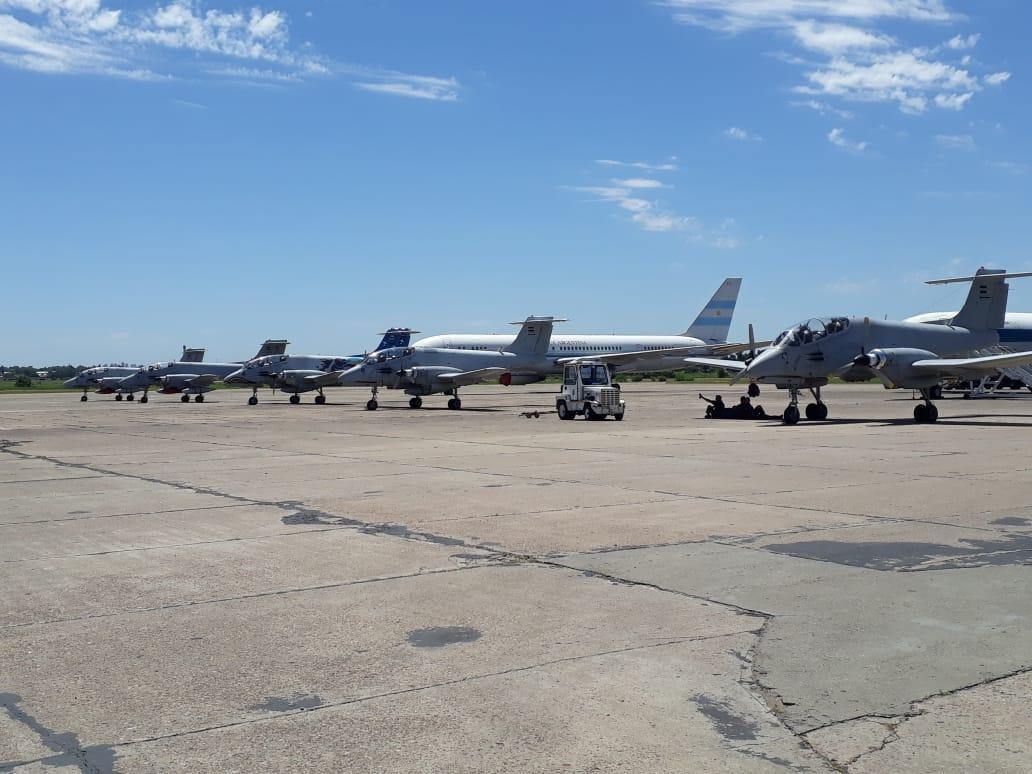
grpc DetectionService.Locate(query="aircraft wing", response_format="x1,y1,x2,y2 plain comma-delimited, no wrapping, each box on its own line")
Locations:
555,341,765,368
184,374,220,387
709,341,771,356
436,367,509,387
911,351,1032,376
682,357,749,372
304,371,346,387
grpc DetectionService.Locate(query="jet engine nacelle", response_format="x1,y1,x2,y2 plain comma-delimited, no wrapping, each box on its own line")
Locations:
159,374,197,393
277,370,323,387
500,372,545,386
405,366,459,387
854,348,940,388
96,376,124,394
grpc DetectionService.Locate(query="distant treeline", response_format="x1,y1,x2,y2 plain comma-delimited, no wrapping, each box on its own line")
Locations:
0,364,136,379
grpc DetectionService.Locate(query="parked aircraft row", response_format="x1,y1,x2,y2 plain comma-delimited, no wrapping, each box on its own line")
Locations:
63,270,1032,423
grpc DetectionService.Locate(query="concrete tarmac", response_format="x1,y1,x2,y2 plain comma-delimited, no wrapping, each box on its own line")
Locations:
1,383,1030,772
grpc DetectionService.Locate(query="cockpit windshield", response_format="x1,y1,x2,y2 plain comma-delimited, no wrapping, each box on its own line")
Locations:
367,347,414,365
775,317,850,347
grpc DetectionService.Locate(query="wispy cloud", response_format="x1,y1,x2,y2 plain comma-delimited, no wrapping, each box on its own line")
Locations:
984,71,1011,86
986,160,1027,175
0,1,460,99
934,133,975,150
723,126,762,142
827,127,868,152
662,1,1007,116
595,158,678,171
565,162,741,247
791,99,855,119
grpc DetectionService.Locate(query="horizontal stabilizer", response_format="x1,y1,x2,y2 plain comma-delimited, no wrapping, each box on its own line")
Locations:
925,271,1032,285
507,317,565,356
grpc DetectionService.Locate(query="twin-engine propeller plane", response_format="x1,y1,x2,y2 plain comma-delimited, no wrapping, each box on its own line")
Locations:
686,268,1032,424
224,328,417,404
113,340,289,403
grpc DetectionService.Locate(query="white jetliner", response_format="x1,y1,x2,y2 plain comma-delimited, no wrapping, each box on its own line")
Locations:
413,278,750,380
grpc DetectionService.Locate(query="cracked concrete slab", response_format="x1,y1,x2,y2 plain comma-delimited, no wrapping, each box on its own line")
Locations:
2,385,1031,771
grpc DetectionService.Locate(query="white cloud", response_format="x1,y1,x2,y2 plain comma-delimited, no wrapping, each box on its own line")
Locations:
0,1,460,98
986,160,1027,175
355,74,459,101
827,127,868,152
611,177,669,188
791,20,893,54
801,50,977,114
663,1,1006,115
595,159,678,171
985,71,1011,86
934,133,975,150
661,1,956,32
791,99,855,118
724,126,762,141
945,32,980,50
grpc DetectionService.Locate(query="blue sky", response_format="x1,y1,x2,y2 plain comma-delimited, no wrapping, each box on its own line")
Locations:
2,0,1030,363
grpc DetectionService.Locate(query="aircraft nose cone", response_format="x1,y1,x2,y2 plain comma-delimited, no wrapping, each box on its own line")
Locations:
744,348,778,379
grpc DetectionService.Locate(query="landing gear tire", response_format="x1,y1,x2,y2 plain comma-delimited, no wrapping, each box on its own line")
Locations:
247,396,258,406
194,394,204,403
115,394,123,401
914,404,928,423
80,395,88,402
315,394,326,405
783,405,800,425
181,395,190,403
748,383,760,398
409,396,422,409
366,399,378,411
140,395,148,404
289,394,300,404
126,394,134,402
805,402,819,420
447,398,462,410
557,401,573,420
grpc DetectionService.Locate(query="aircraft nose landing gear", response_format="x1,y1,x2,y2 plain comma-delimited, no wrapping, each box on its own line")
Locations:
366,386,379,411
289,394,300,404
181,394,190,403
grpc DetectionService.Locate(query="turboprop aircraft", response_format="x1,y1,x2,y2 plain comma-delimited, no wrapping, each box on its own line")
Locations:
224,328,417,405
685,268,1032,424
338,317,562,410
412,278,750,382
113,340,289,404
64,366,140,401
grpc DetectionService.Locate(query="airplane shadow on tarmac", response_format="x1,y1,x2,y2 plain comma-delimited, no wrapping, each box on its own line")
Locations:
756,416,1032,428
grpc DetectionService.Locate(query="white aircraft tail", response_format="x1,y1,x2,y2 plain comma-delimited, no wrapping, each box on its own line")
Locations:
683,277,742,344
507,316,566,356
926,268,1032,331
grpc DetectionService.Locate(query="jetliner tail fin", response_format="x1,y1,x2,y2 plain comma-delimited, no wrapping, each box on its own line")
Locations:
375,328,419,351
926,268,1032,331
254,339,289,359
683,278,741,344
180,347,205,363
507,316,566,356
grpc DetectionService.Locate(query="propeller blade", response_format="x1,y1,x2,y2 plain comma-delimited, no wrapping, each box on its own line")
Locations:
747,323,756,362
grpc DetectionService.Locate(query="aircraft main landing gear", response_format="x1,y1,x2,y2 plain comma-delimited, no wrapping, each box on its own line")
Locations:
366,386,378,411
140,394,148,404
315,393,326,405
181,394,190,403
447,397,462,410
248,388,259,406
194,394,204,403
804,386,828,421
289,394,300,404
80,391,88,402
914,388,939,423
115,393,123,401
409,396,422,409
126,394,134,402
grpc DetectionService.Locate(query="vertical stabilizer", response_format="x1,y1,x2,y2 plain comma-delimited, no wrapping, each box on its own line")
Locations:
254,339,289,358
181,347,206,363
375,328,419,351
683,277,742,344
507,317,565,356
951,268,1009,331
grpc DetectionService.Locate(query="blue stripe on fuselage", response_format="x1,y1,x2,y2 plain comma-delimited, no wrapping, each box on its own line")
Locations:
999,328,1032,343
